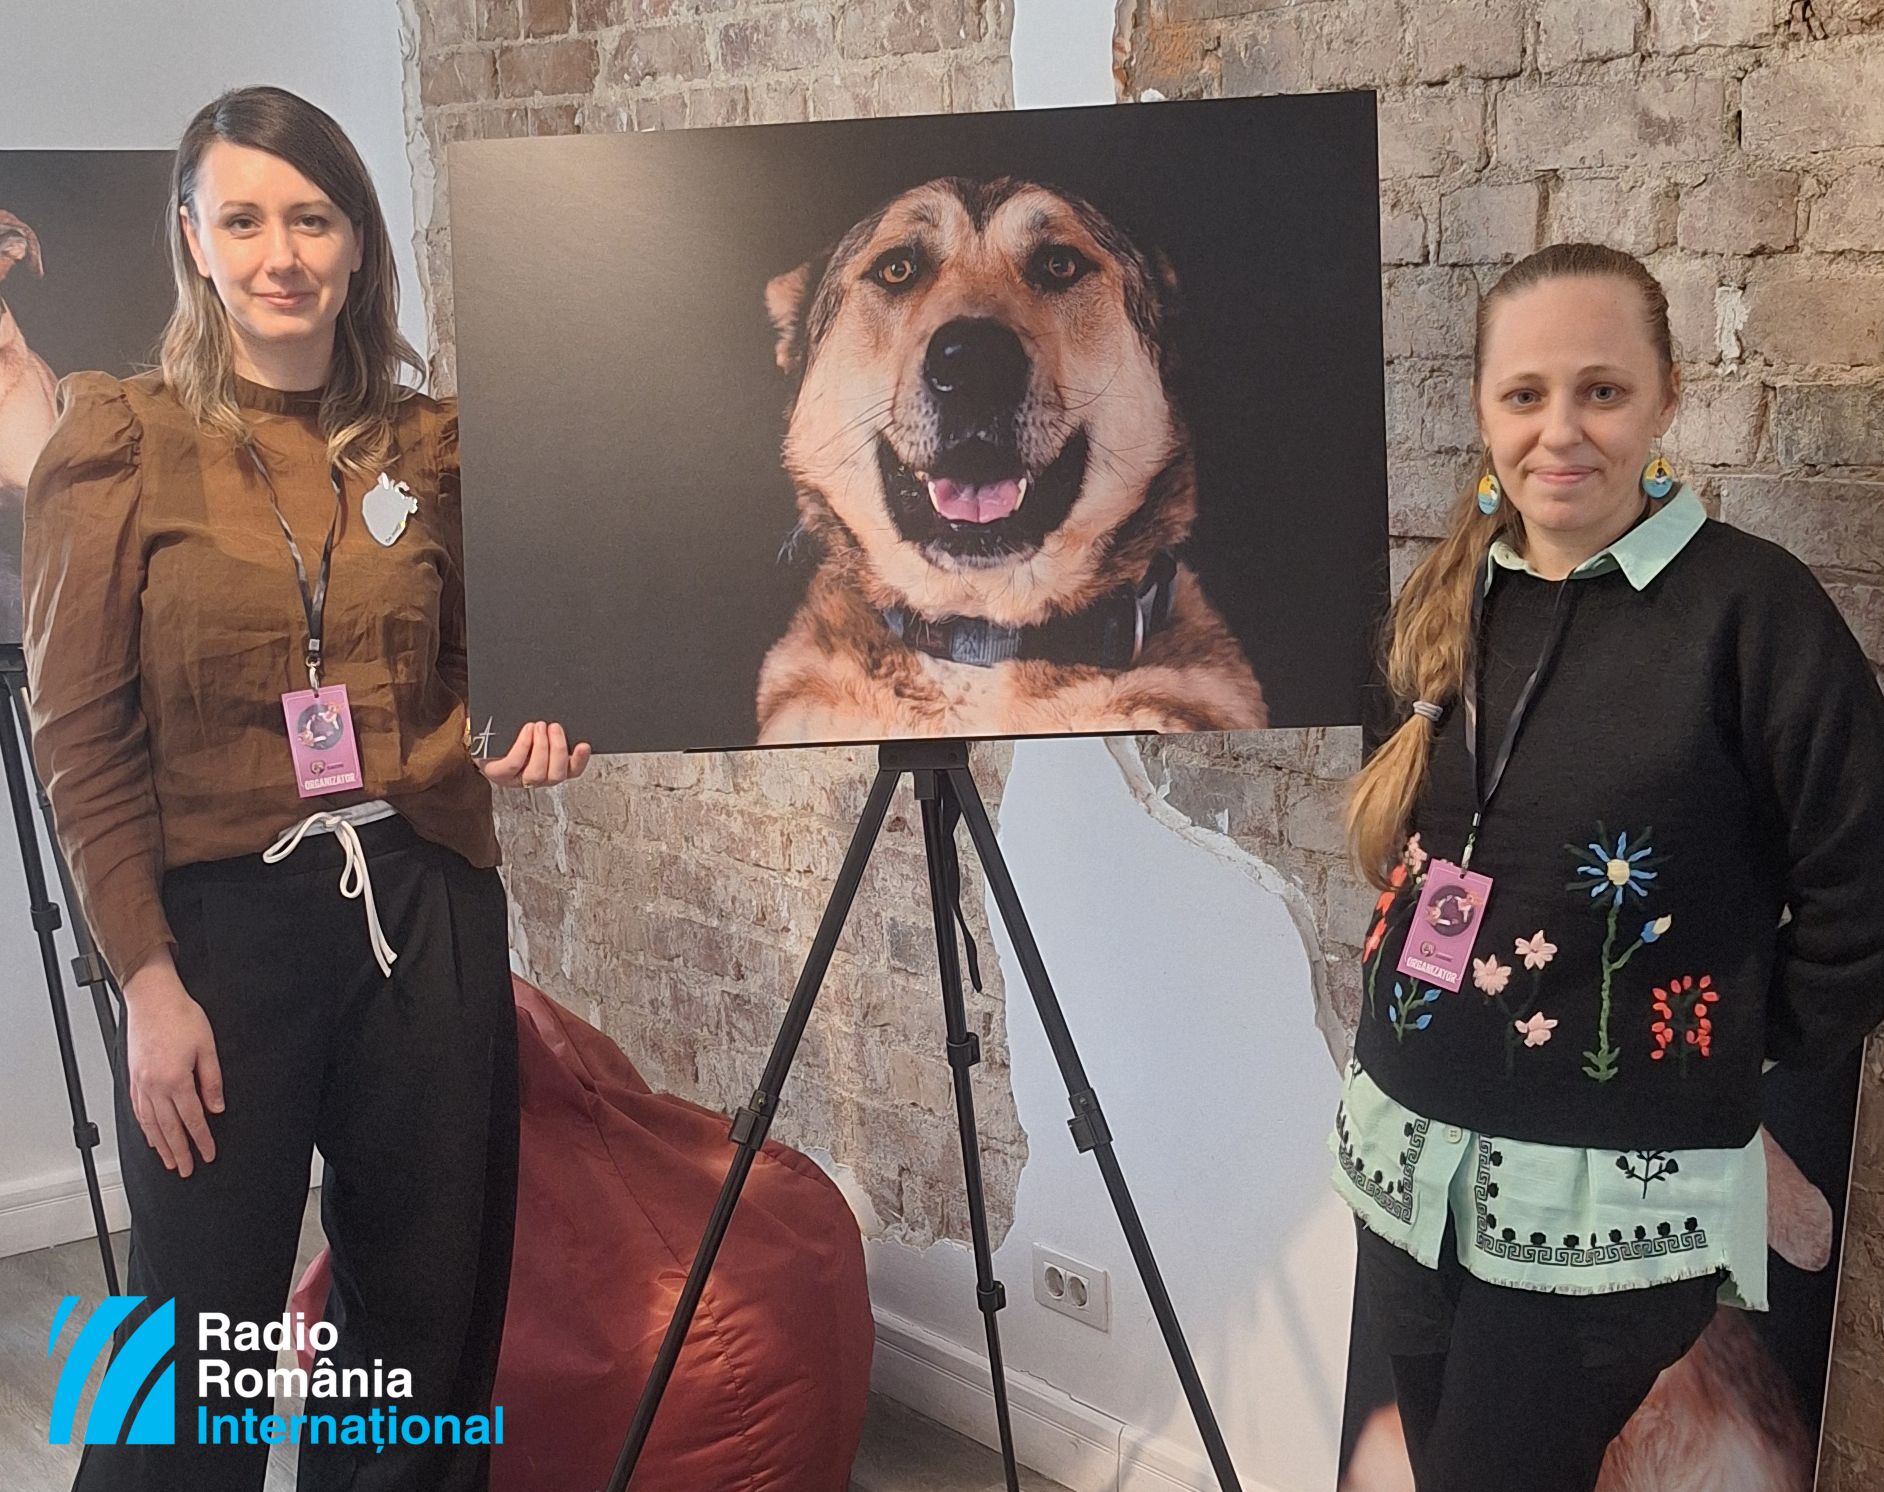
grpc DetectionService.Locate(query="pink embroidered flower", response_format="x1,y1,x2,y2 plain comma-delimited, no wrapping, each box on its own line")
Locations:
1404,834,1428,873
1472,954,1512,997
1515,1011,1559,1047
1514,930,1557,970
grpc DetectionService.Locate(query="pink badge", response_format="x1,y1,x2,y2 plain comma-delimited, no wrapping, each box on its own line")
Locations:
1395,859,1495,993
281,685,364,798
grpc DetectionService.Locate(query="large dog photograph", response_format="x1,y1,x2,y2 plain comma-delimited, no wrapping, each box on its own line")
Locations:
449,95,1387,754
0,153,173,645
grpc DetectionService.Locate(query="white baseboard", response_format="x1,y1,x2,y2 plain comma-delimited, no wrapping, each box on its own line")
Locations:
869,1307,1280,1492
0,1165,131,1261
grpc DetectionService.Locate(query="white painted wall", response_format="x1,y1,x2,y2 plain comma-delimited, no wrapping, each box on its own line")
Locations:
864,742,1354,1492
855,12,1358,1489
0,0,423,1257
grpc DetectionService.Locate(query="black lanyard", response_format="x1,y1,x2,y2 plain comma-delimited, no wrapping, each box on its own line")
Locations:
1457,559,1579,870
245,444,345,691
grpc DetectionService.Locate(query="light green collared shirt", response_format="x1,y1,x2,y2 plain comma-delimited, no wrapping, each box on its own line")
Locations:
1483,485,1707,591
1335,485,1770,1308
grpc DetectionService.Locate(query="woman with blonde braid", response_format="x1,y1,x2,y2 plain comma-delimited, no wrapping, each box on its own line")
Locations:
1332,242,1884,1491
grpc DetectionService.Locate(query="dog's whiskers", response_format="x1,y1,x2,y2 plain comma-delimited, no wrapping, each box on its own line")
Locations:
1059,359,1128,412
807,398,895,457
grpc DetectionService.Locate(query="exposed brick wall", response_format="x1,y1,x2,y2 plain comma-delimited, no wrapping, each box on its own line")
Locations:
409,0,1013,390
402,0,1021,1249
1120,1,1884,1482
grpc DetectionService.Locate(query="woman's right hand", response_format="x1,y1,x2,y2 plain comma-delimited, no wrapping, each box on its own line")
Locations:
121,948,223,1177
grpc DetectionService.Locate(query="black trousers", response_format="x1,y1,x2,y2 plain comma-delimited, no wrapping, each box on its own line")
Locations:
1354,1218,1722,1492
76,816,519,1492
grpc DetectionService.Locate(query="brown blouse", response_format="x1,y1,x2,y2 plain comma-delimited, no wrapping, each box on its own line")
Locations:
22,370,498,984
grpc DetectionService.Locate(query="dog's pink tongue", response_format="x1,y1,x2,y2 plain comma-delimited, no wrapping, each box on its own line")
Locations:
929,477,1023,524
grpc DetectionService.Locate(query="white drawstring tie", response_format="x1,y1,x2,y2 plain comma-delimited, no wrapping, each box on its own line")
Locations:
265,811,399,977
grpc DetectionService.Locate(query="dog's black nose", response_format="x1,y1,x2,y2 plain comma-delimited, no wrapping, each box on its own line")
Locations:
923,318,1029,413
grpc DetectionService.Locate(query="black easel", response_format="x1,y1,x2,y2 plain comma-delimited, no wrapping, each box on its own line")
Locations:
606,739,1243,1492
0,643,122,1294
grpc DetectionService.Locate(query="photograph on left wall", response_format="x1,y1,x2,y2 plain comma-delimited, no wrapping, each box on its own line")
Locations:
0,152,174,645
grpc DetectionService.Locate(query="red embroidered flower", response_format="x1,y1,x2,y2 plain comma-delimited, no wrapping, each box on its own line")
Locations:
1650,975,1719,1072
1363,860,1410,959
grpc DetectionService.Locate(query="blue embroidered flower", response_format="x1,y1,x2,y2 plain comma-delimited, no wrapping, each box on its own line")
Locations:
1641,915,1673,944
1568,825,1664,909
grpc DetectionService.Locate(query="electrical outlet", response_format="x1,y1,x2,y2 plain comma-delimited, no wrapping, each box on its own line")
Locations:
1031,1245,1110,1331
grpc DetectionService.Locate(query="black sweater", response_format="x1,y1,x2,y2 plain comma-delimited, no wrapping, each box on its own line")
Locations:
1357,518,1884,1149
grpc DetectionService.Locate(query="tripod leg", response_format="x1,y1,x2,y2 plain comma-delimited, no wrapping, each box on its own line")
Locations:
0,668,120,1295
6,680,120,1066
606,764,902,1492
945,764,1244,1492
916,770,1020,1492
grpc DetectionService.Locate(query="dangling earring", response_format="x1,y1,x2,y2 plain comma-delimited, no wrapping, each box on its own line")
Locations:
1476,471,1503,515
1641,456,1676,501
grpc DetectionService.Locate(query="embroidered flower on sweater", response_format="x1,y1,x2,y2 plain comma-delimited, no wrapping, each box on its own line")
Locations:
1564,824,1671,1085
1651,974,1720,1073
1387,981,1440,1041
1569,827,1664,909
1515,931,1557,970
1363,860,1407,961
1472,954,1512,997
1515,1011,1558,1047
1364,837,1430,1019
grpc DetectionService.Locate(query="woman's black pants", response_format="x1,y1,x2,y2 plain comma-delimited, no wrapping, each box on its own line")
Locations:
74,816,519,1492
1354,1217,1723,1492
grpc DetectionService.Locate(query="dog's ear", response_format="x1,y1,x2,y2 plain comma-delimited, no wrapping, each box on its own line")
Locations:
0,212,44,284
1147,247,1183,377
765,261,818,376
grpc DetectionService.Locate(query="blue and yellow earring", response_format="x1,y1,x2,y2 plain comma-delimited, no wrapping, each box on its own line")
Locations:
1476,471,1503,515
1641,456,1676,501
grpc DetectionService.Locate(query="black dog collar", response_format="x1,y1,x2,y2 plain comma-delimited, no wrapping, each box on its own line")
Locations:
882,551,1180,670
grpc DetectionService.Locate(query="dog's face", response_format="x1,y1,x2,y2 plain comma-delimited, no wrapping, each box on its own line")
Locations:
767,178,1191,623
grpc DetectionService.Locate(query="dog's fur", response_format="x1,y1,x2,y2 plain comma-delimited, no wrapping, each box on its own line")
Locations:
755,177,1265,744
0,212,57,495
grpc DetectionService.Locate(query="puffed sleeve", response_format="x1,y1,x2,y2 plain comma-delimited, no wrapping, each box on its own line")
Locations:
1735,548,1884,1069
434,405,469,706
21,373,172,984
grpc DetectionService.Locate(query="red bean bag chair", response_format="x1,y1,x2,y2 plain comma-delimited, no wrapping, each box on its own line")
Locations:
293,974,874,1491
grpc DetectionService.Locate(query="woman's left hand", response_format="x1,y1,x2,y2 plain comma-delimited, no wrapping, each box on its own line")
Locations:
480,720,592,787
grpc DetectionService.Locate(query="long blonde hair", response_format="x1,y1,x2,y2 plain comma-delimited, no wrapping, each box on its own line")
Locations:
159,86,424,476
1345,243,1676,890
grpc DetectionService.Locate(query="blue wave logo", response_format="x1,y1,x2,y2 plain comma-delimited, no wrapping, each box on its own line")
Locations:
47,1296,176,1445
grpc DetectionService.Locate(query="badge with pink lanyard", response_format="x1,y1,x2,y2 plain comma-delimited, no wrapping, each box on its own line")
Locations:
246,446,367,796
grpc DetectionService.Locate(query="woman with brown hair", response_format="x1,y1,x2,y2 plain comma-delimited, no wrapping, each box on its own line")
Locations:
25,86,586,1490
1333,242,1884,1491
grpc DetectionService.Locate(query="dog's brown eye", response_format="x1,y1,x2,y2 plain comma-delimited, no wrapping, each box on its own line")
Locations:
1031,245,1094,290
874,252,918,288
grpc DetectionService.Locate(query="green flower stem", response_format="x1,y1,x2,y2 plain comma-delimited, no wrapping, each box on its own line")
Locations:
1495,991,1518,1076
1584,901,1629,1083
1390,982,1437,1043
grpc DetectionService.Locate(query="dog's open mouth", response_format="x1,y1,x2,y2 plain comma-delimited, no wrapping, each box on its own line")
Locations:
876,431,1090,566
